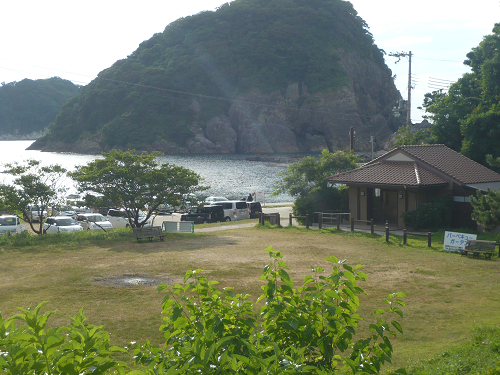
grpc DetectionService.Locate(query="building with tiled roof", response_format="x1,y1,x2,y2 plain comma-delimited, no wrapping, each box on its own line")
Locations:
327,144,500,229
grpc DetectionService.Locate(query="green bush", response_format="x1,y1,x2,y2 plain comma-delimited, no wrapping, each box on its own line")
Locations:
398,326,500,375
0,248,406,374
401,195,453,231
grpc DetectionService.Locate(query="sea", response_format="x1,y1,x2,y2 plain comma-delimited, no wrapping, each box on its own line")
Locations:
0,140,300,203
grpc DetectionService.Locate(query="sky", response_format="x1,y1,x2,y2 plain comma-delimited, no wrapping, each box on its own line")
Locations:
1,0,499,123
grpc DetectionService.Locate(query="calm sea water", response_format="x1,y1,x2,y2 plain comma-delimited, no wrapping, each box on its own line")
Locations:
0,141,296,203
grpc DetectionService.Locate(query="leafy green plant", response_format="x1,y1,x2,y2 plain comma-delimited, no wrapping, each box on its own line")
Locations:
0,302,127,374
133,247,406,374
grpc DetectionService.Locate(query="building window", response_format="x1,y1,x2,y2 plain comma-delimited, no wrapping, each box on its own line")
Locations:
375,188,381,197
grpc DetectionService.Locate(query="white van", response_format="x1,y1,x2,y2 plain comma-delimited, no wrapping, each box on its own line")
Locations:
212,200,250,222
0,215,27,235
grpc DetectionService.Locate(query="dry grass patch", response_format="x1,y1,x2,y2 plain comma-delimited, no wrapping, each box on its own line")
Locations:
1,226,499,373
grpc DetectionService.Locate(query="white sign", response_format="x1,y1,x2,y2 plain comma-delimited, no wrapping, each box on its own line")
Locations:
443,231,477,252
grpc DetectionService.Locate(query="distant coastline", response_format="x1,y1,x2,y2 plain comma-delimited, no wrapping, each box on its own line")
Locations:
0,129,48,141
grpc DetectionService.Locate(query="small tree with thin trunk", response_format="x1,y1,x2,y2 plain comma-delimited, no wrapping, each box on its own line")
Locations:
0,160,68,235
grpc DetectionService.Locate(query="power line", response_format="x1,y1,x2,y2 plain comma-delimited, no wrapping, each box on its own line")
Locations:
429,77,455,83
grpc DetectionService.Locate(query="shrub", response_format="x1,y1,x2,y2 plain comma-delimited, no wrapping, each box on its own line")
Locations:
402,195,453,230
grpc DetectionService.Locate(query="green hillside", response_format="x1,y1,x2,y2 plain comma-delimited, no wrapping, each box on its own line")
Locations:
35,0,391,151
0,77,81,136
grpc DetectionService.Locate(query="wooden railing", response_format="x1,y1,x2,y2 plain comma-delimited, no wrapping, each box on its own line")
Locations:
350,218,375,234
403,228,432,247
315,212,350,230
289,213,309,229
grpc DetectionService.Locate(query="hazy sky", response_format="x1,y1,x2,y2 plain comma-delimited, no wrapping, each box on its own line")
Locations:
1,0,499,123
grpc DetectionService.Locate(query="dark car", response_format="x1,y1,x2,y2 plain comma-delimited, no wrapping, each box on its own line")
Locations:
247,201,262,219
180,205,224,224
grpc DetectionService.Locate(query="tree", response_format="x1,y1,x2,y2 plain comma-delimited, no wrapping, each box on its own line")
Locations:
393,124,430,147
69,149,206,228
422,23,500,166
421,74,480,152
273,150,359,219
0,160,68,235
470,189,500,232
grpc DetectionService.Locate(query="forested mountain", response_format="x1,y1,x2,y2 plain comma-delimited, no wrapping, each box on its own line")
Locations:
31,0,403,154
0,77,81,138
422,23,500,167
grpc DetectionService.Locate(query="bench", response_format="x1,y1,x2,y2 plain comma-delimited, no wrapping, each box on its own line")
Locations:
461,240,496,259
162,221,194,233
132,226,164,242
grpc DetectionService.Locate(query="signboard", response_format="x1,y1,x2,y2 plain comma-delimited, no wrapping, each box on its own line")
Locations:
443,231,477,252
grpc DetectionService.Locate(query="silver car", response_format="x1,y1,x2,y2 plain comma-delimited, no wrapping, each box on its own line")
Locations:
212,200,250,221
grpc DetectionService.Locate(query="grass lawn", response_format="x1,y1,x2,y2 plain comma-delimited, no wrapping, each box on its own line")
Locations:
1,225,499,373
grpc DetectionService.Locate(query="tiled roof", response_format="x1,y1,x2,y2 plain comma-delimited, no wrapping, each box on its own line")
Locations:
392,145,500,184
328,144,500,186
330,161,448,186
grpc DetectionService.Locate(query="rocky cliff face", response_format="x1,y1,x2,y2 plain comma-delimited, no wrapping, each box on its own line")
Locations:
140,50,402,155
31,49,401,155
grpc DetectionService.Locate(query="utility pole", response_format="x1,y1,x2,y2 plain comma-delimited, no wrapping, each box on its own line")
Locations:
370,135,374,160
389,51,412,126
349,126,355,151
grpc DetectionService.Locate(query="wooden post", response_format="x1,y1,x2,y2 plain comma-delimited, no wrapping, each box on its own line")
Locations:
306,214,309,230
337,214,340,230
351,218,354,231
370,219,374,234
385,223,389,242
289,213,292,226
428,232,432,247
403,229,407,244
319,213,323,229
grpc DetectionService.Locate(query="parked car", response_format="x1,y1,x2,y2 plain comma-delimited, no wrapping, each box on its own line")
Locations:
0,215,27,235
43,216,83,234
175,193,200,212
106,208,152,228
247,201,263,219
204,196,228,203
212,200,250,221
51,205,77,218
76,213,113,231
23,204,48,222
157,203,174,215
180,205,225,224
